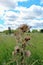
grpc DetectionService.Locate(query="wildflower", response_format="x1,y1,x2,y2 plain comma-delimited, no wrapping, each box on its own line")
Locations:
19,24,29,33
15,46,20,53
24,36,30,42
25,50,31,57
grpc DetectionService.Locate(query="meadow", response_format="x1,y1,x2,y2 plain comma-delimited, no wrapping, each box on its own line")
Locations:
0,33,43,65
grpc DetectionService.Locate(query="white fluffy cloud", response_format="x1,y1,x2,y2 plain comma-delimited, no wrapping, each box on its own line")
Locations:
15,5,43,19
0,0,27,20
0,24,5,31
2,5,42,30
0,0,43,31
0,0,27,9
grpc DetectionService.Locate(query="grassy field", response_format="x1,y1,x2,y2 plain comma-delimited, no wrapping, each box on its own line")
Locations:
0,33,43,65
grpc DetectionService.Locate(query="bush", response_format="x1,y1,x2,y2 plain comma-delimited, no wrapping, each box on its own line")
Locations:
3,30,9,34
3,29,15,34
40,29,43,33
32,30,38,33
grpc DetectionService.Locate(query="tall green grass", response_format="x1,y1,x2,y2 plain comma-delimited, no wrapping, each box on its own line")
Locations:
0,33,43,65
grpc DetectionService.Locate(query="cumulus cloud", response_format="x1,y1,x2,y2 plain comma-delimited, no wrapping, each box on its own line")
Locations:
0,0,43,31
0,0,27,20
0,0,17,9
2,5,42,30
0,0,27,9
0,5,8,17
4,11,19,21
0,24,5,31
15,5,43,21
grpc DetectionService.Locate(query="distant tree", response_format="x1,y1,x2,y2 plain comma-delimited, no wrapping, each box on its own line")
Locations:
3,30,9,34
8,27,11,34
0,32,3,33
40,29,43,33
32,30,38,33
3,29,15,34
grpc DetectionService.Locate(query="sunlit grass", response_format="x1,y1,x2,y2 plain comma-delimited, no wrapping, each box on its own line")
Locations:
0,33,43,65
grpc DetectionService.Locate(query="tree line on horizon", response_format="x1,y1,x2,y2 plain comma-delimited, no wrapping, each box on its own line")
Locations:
0,24,43,34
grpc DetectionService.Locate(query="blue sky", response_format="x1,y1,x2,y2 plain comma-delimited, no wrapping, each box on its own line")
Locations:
0,0,43,31
18,0,40,7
